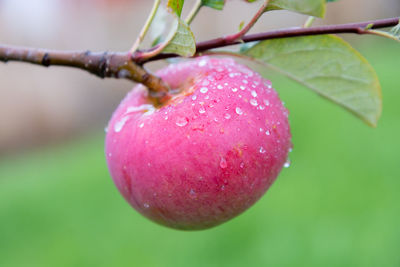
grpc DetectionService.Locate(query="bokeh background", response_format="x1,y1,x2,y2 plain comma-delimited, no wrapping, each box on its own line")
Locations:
1,0,399,266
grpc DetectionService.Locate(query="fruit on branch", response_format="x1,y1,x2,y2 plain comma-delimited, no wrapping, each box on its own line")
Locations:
105,57,292,230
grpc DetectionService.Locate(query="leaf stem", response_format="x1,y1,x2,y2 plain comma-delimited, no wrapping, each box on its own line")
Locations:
185,0,203,25
129,0,161,54
303,17,315,28
224,0,270,43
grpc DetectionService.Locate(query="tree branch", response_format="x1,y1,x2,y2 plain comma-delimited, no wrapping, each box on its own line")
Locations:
0,45,169,96
142,17,399,62
1,17,398,90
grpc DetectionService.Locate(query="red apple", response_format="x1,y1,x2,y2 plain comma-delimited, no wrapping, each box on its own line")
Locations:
105,57,291,230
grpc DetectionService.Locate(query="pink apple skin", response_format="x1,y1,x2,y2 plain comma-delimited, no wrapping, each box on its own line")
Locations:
105,57,291,230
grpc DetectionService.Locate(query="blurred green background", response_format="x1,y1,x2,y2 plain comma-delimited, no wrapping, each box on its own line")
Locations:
1,41,399,267
1,0,400,266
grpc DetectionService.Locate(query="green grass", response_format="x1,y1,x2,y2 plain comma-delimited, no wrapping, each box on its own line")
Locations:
0,41,399,267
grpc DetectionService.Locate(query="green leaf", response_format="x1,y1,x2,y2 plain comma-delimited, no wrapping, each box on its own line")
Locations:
167,0,184,17
201,0,225,10
243,35,382,126
266,0,326,18
162,15,196,57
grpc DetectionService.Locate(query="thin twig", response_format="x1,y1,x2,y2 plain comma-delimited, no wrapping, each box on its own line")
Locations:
142,17,399,62
224,0,270,43
129,0,161,54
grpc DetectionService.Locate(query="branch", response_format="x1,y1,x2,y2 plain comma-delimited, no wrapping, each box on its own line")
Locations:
0,45,169,97
1,17,398,90
142,17,399,62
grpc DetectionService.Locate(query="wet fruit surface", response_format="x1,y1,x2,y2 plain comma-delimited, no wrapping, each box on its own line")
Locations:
105,57,292,230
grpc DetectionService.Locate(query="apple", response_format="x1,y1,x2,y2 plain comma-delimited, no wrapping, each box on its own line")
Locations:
105,57,291,230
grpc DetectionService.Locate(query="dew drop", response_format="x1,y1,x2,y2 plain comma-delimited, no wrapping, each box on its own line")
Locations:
240,162,245,168
189,189,196,195
114,116,130,132
200,87,208,94
139,122,144,128
242,80,248,84
143,203,150,209
224,113,231,119
259,147,266,154
263,99,270,106
251,90,258,97
202,79,210,86
205,95,210,100
192,95,197,101
198,59,207,67
259,105,265,110
217,85,223,90
176,117,188,127
284,160,291,168
199,106,206,114
232,87,238,92
250,99,258,106
266,130,271,136
235,107,243,115
220,157,227,168
240,85,246,90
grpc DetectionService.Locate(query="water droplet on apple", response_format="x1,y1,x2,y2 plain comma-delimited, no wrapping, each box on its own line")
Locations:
266,130,271,136
259,146,266,154
220,157,227,169
232,87,238,92
240,85,245,90
251,90,258,97
250,99,258,106
235,107,243,115
176,117,188,127
217,85,223,90
192,95,197,101
198,59,207,67
114,116,130,132
200,87,208,94
240,162,245,168
199,107,206,114
224,113,231,119
143,203,150,209
139,122,144,128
